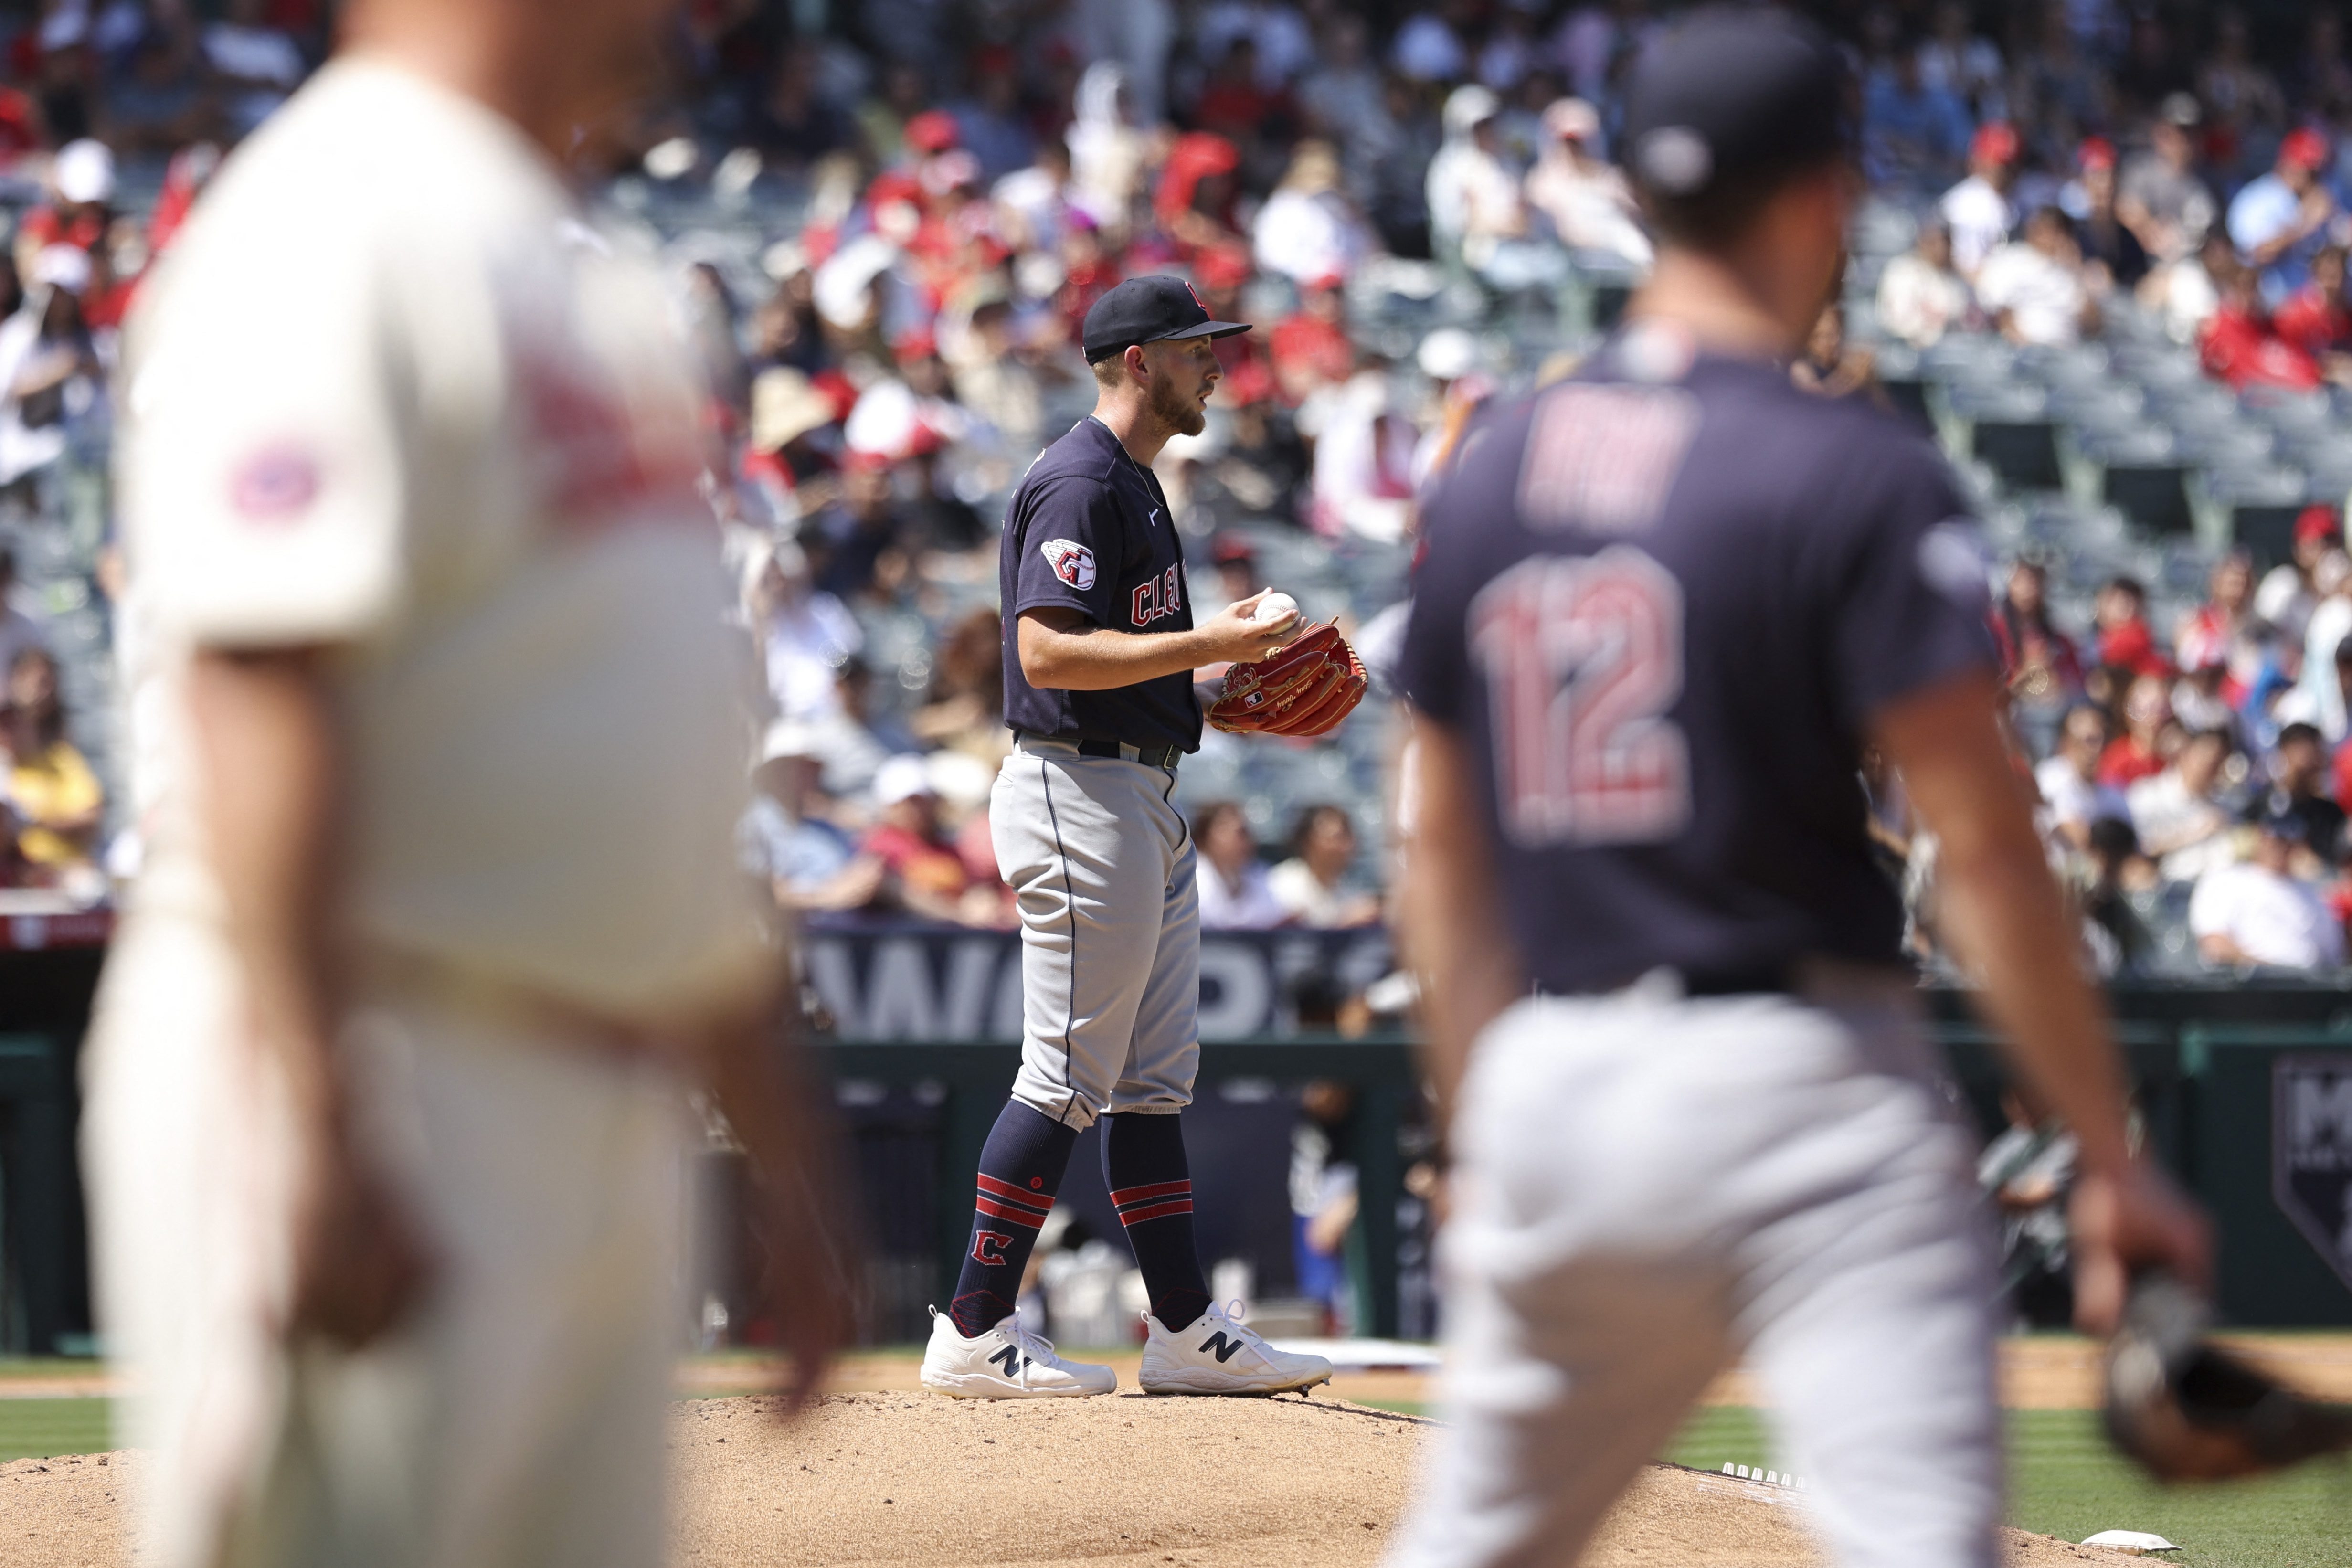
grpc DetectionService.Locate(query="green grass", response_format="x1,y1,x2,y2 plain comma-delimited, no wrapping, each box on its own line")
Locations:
0,1357,101,1382
0,1398,110,1461
1667,1405,2352,1568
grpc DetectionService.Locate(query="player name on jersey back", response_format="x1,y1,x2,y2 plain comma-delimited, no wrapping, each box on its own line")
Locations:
1400,325,1994,996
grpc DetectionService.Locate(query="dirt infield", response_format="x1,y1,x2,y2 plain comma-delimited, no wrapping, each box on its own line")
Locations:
773,1334,2352,1415
4,1392,2151,1567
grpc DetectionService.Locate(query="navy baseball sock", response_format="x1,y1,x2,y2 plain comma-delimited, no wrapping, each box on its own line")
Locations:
948,1100,1078,1338
1103,1111,1212,1333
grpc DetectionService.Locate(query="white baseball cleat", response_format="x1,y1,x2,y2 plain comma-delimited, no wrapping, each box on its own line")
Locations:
919,1306,1117,1398
1138,1300,1335,1396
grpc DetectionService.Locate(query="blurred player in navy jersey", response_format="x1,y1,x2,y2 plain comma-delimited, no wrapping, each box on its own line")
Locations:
1386,12,2209,1568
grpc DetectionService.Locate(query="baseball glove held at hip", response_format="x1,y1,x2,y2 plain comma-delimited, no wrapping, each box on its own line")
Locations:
1207,621,1368,737
2103,1271,2352,1481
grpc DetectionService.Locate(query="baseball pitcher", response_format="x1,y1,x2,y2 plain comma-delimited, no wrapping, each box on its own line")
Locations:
919,277,1339,1398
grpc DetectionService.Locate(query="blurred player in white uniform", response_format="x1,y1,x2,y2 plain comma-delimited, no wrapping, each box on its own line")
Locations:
1389,12,2209,1568
85,2,850,1565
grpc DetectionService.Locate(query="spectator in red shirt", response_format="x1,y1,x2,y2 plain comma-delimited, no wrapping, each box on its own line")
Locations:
2095,575,2173,679
15,138,111,285
860,754,1004,927
2100,673,2177,788
1269,276,1356,404
2276,243,2352,378
1154,131,1245,256
2175,549,2255,705
0,86,43,170
2199,245,2321,390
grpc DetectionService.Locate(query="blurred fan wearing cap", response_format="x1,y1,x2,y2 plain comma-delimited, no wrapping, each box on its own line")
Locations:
2063,136,2150,293
0,240,97,485
1428,82,1567,291
13,137,112,287
860,752,1006,927
1875,213,1970,349
1526,96,1652,267
2227,126,2340,307
2190,799,2345,971
1155,131,1245,255
1268,274,1356,403
2264,721,2349,869
740,368,844,526
1939,119,2021,278
2273,242,2352,371
742,535,863,725
1252,138,1373,288
2245,511,2335,674
2117,97,2217,265
742,719,869,918
1975,205,2098,347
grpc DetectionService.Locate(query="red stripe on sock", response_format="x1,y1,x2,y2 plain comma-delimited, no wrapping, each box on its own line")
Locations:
1116,1198,1195,1226
975,1197,1046,1228
1108,1179,1192,1207
975,1173,1055,1212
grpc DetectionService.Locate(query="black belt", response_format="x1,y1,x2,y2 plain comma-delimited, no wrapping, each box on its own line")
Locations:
1550,962,1794,1000
1076,737,1183,768
1677,964,1794,998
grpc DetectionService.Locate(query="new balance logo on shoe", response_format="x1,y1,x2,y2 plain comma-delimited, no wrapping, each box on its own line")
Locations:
1198,1332,1245,1364
988,1344,1031,1376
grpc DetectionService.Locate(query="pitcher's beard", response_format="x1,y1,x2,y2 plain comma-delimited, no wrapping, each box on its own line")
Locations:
1152,374,1210,437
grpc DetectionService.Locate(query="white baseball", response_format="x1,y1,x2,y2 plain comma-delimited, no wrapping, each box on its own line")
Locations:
1255,592,1300,625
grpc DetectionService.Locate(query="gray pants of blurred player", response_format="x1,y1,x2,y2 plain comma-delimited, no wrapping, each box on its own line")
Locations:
86,912,684,1568
1387,971,2000,1568
993,735,1199,1131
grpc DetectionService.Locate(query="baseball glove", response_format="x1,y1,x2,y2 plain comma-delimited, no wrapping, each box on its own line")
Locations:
2104,1271,2352,1482
1206,621,1368,738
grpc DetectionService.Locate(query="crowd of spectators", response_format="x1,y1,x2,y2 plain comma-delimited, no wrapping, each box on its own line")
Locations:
3,2,2352,962
1938,517,2352,977
1854,8,2352,396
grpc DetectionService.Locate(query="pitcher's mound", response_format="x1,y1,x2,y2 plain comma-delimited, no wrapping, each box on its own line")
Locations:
670,1391,2143,1567
3,1392,2146,1567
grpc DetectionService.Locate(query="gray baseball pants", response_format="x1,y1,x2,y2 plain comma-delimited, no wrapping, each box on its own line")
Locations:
1387,972,2002,1568
991,735,1199,1130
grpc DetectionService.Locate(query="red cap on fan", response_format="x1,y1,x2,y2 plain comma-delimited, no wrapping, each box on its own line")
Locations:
905,110,961,155
2297,504,2339,544
1194,244,1252,292
2077,136,2117,171
866,170,923,211
2282,127,2331,171
1971,121,2020,166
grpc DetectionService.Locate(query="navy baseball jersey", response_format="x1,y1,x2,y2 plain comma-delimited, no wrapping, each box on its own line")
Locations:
1400,328,1995,993
1000,416,1203,751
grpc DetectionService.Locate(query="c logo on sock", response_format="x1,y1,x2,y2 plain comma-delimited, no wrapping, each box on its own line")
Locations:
972,1231,1013,1267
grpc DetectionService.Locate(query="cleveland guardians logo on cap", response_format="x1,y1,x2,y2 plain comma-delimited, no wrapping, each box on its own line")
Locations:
1041,538,1097,589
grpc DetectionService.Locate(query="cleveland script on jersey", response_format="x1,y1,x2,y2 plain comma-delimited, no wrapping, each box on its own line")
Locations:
998,415,1201,752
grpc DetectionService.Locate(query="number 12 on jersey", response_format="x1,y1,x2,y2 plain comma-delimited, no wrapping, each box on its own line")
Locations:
1469,545,1692,847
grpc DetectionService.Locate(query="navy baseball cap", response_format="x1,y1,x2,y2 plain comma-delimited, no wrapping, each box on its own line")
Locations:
1619,7,1854,201
1082,275,1252,364
2251,804,2311,842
